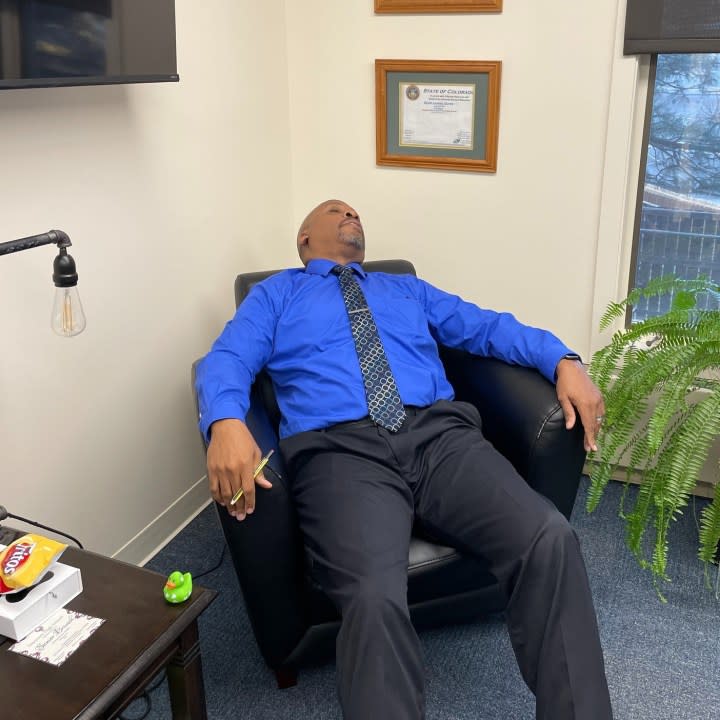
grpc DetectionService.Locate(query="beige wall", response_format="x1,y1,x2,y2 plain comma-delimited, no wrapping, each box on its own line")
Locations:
0,0,292,560
0,1,632,559
285,2,619,355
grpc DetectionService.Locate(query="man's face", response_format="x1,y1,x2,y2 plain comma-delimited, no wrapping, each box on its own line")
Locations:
297,199,365,265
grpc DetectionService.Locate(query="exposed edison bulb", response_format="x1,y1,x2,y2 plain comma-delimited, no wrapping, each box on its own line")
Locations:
51,286,86,337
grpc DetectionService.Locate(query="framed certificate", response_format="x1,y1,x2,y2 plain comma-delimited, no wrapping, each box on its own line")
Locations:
375,59,501,173
375,0,502,12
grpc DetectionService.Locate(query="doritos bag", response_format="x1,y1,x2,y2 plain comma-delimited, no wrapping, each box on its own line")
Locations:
0,534,67,595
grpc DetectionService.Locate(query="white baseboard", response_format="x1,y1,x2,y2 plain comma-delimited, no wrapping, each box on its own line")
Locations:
112,477,212,566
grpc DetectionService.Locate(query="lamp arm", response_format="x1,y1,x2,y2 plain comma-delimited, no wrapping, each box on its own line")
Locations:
0,229,71,256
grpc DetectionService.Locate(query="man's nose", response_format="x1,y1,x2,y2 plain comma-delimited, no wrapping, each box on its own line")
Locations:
345,209,358,219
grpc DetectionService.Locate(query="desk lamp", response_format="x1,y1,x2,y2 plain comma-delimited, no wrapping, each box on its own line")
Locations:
0,231,86,544
0,229,86,336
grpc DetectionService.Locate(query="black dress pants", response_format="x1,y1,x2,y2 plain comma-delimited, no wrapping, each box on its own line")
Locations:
280,400,613,720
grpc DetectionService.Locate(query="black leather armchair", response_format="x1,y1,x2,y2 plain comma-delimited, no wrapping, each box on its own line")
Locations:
193,259,586,689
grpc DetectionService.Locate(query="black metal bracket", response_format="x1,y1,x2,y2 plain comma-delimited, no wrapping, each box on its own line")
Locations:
0,230,71,256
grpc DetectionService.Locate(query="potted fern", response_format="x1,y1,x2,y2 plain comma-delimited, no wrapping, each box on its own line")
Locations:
587,274,720,597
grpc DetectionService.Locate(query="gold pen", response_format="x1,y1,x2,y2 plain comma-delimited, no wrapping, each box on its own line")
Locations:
230,449,274,505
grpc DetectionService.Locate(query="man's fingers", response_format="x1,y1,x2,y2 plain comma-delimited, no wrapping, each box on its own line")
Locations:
242,471,274,517
204,421,274,521
205,418,264,520
210,470,236,507
255,472,273,489
243,477,256,515
577,408,601,453
207,462,248,519
228,492,245,519
584,426,598,453
555,360,606,453
207,473,222,505
559,397,576,430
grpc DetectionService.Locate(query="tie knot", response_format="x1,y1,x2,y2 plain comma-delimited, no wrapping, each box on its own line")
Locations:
332,264,354,278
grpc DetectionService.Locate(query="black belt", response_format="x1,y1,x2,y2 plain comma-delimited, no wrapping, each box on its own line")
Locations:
324,405,428,432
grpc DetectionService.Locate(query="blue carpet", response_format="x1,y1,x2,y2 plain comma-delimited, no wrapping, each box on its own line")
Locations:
125,478,720,720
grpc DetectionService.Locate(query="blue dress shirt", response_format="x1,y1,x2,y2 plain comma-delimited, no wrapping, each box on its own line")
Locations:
196,259,575,440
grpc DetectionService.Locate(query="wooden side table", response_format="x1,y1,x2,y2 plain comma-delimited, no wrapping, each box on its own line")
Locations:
0,545,217,719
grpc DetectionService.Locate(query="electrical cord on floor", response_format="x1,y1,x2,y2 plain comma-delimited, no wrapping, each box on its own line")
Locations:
118,670,166,720
192,543,226,580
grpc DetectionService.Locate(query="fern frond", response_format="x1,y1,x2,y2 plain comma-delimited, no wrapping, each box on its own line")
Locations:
646,345,720,452
624,439,658,564
587,400,649,509
587,419,653,513
632,390,720,578
600,346,682,430
699,481,720,563
629,274,718,307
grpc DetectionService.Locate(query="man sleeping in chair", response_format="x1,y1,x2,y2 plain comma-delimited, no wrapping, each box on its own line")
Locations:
196,198,613,720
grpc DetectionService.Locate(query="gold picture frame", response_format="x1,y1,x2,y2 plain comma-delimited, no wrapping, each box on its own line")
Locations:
375,59,501,173
375,0,502,13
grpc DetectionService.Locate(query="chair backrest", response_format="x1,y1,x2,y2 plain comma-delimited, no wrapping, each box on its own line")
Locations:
235,259,417,431
234,259,416,308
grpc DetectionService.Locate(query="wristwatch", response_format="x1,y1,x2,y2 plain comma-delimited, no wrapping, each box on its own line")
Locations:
556,353,583,379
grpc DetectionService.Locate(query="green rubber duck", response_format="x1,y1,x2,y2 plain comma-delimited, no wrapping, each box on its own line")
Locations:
163,571,192,604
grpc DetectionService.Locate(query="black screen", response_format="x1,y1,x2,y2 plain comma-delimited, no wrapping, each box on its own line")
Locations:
0,0,178,88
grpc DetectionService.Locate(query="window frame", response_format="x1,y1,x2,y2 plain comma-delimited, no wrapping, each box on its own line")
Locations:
624,55,658,327
589,0,650,356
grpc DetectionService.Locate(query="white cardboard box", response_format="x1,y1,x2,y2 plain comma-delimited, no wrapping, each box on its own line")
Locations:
0,555,82,642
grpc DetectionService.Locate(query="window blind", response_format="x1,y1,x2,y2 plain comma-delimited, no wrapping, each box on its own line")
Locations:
625,0,720,54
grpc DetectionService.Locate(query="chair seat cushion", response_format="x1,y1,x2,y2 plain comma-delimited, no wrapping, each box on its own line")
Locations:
406,536,498,603
305,536,499,625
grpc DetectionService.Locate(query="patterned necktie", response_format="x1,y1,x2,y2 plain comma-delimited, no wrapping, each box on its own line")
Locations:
332,265,407,432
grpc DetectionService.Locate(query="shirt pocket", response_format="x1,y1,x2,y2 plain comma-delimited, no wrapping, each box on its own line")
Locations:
372,294,428,340
276,300,351,355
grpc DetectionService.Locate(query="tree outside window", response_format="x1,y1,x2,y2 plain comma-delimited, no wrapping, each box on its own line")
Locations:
632,53,720,321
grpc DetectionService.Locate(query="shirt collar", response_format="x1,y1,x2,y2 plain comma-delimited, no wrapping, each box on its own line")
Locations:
305,258,367,278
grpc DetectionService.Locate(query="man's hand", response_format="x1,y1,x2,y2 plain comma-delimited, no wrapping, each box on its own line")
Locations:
555,358,606,453
206,419,273,521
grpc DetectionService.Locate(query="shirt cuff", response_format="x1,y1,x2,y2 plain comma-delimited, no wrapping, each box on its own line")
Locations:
199,404,248,444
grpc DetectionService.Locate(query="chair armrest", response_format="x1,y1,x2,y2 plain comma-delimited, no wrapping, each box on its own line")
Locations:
192,364,307,668
439,348,586,519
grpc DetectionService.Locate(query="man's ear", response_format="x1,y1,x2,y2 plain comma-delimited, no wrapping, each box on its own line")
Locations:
297,232,309,262
297,231,310,254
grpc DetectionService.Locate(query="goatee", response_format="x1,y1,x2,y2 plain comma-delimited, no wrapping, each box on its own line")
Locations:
341,231,364,250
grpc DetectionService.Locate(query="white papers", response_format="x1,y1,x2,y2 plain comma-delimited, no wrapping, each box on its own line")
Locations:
9,608,104,666
399,82,476,150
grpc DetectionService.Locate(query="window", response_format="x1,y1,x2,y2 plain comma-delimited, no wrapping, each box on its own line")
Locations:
629,53,720,322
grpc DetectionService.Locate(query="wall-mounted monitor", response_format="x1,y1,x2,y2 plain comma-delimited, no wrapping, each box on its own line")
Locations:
0,0,178,89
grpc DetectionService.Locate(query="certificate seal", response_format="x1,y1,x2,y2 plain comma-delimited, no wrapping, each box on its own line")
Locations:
405,84,420,101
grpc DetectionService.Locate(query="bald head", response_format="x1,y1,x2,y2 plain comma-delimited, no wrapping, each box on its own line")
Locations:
296,200,338,245
296,199,365,266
